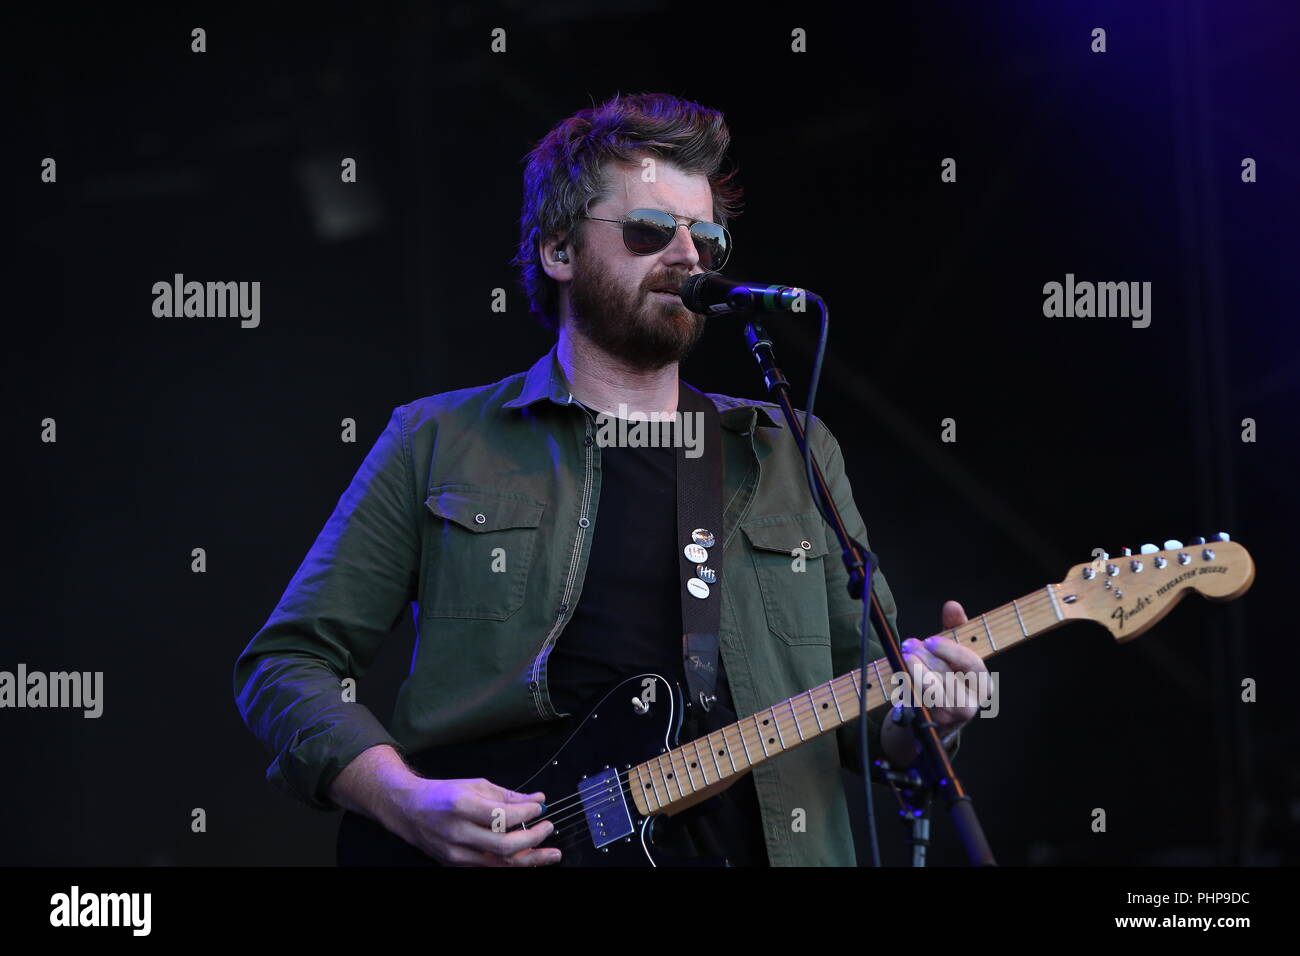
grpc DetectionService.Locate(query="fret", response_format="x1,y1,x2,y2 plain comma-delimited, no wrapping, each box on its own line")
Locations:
655,753,681,800
770,706,787,749
982,612,997,650
1045,584,1063,621
870,659,887,707
704,731,725,779
672,743,699,792
659,750,684,798
949,627,960,643
808,688,825,732
1011,599,1028,637
736,720,755,764
830,677,847,723
689,737,712,786
635,766,661,811
788,698,806,741
718,725,739,774
753,714,771,757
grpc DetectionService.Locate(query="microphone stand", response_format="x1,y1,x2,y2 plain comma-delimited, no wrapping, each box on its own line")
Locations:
741,314,997,867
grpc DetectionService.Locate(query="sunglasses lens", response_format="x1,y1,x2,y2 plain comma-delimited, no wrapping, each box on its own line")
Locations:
621,210,677,254
618,210,730,270
690,223,729,272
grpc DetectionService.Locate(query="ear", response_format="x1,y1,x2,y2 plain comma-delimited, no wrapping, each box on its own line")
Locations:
539,233,573,282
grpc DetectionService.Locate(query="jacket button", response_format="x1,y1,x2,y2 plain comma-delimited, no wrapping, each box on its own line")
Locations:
578,517,590,528
584,435,594,446
475,513,487,525
528,681,538,690
558,603,568,614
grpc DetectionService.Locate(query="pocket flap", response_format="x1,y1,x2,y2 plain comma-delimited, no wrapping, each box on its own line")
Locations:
425,485,545,533
741,513,829,558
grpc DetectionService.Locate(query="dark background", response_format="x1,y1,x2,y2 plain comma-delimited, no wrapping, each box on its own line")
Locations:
6,0,1297,866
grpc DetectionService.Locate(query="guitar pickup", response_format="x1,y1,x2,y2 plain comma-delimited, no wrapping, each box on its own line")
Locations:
577,768,635,849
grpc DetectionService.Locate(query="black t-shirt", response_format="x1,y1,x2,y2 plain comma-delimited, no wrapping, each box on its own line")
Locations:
546,421,769,866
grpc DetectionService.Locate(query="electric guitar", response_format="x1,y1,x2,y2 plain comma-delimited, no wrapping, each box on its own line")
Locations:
337,535,1255,866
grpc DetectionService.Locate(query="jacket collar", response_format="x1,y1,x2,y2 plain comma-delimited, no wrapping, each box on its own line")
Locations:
502,343,783,434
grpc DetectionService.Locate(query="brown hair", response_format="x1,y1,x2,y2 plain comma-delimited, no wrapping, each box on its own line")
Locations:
510,92,744,331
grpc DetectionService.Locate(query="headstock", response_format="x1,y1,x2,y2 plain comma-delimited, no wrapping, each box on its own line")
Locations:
1054,533,1255,642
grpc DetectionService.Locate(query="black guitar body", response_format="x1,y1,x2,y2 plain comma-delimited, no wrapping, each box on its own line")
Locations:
337,673,728,867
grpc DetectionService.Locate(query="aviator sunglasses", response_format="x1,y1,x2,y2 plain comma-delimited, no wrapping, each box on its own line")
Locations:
582,207,731,272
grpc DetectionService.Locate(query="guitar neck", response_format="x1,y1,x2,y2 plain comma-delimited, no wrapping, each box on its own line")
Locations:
627,585,1067,817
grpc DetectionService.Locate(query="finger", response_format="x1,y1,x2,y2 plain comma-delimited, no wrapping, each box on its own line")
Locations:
504,844,564,867
940,600,968,630
899,654,943,707
450,810,553,856
922,635,986,672
463,786,546,830
903,639,948,676
900,654,976,726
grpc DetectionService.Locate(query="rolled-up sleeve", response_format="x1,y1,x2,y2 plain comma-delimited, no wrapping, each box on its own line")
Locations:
233,406,421,810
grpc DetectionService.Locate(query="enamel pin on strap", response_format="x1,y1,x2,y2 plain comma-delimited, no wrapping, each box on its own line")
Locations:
676,384,724,713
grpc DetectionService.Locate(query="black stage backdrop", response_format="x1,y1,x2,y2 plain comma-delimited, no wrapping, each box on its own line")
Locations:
6,0,1298,868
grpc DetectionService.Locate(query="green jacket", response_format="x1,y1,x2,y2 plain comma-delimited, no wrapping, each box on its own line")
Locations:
233,344,959,866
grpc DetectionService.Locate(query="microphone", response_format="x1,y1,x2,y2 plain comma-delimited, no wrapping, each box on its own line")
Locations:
679,273,817,316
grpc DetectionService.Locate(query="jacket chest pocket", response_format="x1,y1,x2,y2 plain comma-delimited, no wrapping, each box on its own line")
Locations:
422,484,546,621
741,513,832,645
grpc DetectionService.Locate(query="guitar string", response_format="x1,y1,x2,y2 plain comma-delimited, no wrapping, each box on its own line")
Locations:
514,594,1056,843
524,592,1051,825
530,597,1051,848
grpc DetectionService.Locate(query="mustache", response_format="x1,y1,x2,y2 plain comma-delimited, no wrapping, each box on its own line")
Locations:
645,274,692,293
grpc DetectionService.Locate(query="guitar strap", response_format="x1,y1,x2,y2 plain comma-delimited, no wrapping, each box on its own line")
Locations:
675,382,724,714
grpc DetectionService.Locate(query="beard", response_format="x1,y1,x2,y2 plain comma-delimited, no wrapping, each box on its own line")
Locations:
567,253,706,372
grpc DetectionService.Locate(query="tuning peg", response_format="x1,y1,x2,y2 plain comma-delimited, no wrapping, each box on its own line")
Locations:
1191,536,1206,545
1121,547,1132,556
1211,531,1231,542
1163,539,1183,550
1139,543,1159,554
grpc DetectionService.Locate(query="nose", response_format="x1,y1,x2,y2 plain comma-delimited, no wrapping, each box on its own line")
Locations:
658,221,700,272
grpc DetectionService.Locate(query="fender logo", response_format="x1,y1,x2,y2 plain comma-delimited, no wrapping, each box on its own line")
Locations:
1112,594,1153,631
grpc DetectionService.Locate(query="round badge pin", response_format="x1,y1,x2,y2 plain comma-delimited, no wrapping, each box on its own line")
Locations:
691,528,716,549
684,543,708,563
695,564,717,584
686,577,711,599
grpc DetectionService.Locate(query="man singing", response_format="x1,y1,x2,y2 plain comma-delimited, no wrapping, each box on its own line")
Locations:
233,91,985,866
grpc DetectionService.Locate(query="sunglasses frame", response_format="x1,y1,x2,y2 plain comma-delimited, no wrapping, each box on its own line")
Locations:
581,207,731,273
